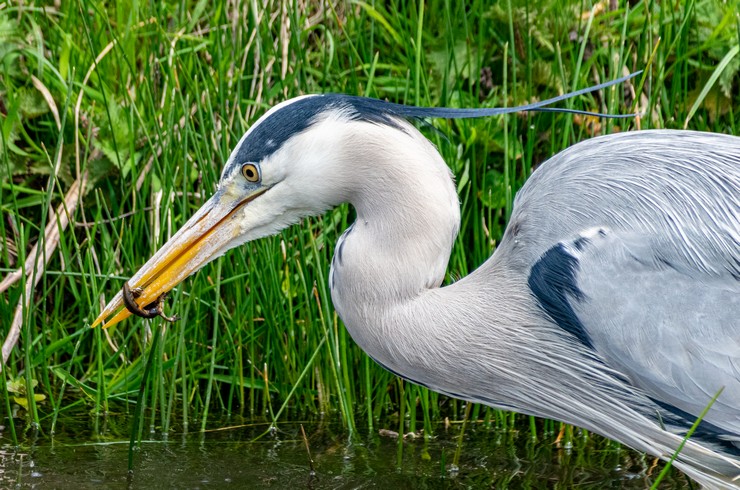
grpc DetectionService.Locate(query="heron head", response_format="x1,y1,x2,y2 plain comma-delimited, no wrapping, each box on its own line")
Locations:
93,94,388,327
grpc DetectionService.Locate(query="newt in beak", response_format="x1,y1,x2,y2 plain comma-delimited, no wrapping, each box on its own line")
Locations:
92,186,268,328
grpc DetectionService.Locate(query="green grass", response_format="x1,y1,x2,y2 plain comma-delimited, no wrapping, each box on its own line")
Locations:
0,0,737,461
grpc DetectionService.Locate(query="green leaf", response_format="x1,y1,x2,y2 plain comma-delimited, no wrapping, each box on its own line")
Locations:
6,379,24,394
188,0,211,32
12,396,28,409
684,44,740,128
58,32,72,80
51,367,99,400
17,86,49,119
428,39,480,91
351,1,403,47
479,169,507,209
6,377,38,395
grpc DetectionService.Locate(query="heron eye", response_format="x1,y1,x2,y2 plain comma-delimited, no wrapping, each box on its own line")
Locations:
241,163,260,182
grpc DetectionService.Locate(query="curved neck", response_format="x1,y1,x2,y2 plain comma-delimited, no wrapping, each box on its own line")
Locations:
328,119,462,368
332,121,460,288
324,119,547,403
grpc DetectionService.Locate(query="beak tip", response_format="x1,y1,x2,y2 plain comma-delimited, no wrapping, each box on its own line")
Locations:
92,290,132,329
96,307,132,329
91,311,112,329
91,313,110,328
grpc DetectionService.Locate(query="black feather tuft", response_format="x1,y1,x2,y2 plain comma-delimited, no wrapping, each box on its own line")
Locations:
233,71,642,166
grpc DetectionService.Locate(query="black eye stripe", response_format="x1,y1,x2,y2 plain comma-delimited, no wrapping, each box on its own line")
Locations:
233,95,405,165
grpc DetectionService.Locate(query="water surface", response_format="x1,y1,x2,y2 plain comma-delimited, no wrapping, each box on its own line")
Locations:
0,414,690,488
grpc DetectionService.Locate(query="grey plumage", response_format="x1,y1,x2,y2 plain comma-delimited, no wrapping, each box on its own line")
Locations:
326,122,739,488
513,132,739,442
96,94,740,488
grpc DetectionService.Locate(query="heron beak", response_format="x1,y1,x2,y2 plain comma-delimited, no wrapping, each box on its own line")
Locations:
92,187,267,328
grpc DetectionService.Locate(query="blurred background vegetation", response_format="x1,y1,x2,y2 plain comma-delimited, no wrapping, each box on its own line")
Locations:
0,0,737,457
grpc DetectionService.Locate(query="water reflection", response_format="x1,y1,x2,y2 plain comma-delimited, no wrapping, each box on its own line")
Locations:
0,415,690,489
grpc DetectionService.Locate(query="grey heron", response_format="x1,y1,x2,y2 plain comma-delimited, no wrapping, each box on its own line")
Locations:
93,84,740,487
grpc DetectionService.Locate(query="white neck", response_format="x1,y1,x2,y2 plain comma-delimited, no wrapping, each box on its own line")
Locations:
327,118,472,381
300,115,541,399
325,119,552,406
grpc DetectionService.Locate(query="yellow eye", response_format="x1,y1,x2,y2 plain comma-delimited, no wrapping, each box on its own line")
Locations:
241,163,260,182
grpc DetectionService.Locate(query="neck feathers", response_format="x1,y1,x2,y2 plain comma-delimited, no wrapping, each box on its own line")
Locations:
327,118,460,345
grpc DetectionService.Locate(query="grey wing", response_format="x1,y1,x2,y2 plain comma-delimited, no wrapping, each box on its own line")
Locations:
533,227,740,441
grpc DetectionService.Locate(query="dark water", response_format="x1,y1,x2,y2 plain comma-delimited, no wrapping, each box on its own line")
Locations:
0,414,690,489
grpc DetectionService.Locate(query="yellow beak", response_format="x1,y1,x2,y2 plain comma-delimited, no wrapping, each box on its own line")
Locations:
92,187,267,328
